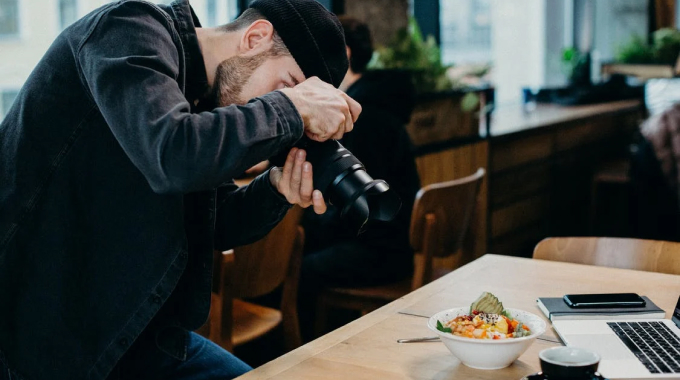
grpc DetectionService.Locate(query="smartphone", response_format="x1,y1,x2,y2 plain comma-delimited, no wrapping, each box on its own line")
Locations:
563,293,646,308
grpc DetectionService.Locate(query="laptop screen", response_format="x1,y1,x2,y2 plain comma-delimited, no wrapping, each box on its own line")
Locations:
674,295,680,327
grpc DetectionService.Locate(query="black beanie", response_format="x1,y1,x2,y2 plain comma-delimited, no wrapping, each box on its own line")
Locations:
248,0,348,88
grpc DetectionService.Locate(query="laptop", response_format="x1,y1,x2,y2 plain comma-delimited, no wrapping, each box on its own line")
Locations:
552,295,680,379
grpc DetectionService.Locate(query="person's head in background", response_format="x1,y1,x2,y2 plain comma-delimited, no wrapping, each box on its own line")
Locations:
338,17,373,92
198,0,348,106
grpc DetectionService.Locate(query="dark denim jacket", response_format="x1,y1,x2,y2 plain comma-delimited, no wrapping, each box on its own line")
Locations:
0,1,303,379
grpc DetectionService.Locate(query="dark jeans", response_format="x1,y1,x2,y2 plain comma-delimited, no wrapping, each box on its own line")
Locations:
106,331,251,380
298,241,413,340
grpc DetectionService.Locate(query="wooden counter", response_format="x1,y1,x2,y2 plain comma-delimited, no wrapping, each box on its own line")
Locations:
410,99,644,260
490,100,642,138
488,100,643,256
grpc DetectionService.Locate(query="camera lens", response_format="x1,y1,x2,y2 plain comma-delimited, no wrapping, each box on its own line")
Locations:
297,138,402,231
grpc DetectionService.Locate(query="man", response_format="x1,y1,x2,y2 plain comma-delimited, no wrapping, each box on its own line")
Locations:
299,17,421,337
0,0,360,379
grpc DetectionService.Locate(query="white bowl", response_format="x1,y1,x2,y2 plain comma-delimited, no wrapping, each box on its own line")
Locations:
427,307,547,370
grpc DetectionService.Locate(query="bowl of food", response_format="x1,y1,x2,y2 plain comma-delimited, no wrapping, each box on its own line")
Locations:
427,292,547,370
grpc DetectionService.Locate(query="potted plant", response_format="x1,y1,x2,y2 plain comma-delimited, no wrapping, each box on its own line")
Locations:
561,47,591,86
368,17,491,147
601,28,680,80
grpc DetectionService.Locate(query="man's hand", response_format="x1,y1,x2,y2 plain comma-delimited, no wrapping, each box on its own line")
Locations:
279,77,362,142
270,147,327,214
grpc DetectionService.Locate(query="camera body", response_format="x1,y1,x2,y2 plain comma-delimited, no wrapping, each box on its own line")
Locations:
275,137,401,232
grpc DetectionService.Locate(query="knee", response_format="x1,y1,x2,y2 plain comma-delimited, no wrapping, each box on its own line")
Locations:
188,333,252,379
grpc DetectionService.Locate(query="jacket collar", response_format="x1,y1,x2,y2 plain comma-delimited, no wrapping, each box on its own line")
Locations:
166,0,213,111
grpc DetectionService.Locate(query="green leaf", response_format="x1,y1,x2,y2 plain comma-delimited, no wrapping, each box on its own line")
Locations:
436,320,452,333
514,322,529,337
367,16,452,93
616,34,655,64
461,92,480,112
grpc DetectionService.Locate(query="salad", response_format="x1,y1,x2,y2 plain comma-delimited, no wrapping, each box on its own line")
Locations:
436,292,532,340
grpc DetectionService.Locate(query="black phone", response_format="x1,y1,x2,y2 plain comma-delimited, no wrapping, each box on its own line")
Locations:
563,293,646,308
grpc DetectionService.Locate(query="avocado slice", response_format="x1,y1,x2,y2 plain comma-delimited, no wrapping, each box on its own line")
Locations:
469,291,504,314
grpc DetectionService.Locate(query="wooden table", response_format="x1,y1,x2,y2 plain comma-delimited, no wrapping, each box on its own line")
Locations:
238,254,680,380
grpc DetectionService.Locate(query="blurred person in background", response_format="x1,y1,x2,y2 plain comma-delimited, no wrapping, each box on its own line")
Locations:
0,0,360,379
299,16,421,340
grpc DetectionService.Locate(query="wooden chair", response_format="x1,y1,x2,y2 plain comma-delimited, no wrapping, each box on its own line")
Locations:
533,237,680,275
198,206,305,352
315,168,486,335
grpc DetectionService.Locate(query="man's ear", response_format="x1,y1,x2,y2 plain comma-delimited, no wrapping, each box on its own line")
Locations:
346,46,351,60
238,19,275,56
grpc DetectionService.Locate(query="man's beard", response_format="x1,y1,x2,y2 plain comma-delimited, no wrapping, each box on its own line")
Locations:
211,52,268,107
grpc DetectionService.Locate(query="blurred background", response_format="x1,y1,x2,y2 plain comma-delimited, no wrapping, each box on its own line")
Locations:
4,0,680,257
4,0,680,368
0,0,674,116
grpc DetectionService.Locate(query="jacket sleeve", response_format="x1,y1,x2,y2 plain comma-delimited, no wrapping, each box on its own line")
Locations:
213,169,292,250
76,2,303,194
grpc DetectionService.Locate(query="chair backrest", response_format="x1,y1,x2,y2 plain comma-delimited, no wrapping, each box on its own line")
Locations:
533,237,680,275
229,206,304,298
410,168,485,257
410,168,485,288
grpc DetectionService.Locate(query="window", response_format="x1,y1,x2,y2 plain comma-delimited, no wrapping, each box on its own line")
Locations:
1,90,19,120
193,0,239,27
206,0,217,27
59,0,78,30
436,0,648,104
439,0,492,65
592,0,648,78
0,0,20,37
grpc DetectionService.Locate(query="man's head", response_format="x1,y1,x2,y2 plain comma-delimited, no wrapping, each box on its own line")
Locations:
338,17,374,75
204,0,348,107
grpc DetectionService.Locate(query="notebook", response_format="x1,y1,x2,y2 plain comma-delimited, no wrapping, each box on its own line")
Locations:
537,296,665,321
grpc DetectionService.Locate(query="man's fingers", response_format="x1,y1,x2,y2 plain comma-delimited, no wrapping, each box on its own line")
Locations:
305,131,324,142
289,149,305,201
281,148,297,187
269,166,283,188
337,98,353,136
341,92,362,124
331,121,345,140
312,190,327,214
342,108,353,136
299,162,314,203
281,77,362,143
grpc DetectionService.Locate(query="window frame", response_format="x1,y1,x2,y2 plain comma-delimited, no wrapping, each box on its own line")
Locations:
0,0,23,40
0,88,20,120
56,0,80,32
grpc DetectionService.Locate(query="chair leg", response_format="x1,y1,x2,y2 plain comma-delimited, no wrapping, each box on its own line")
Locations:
589,179,600,235
314,295,329,338
282,307,302,351
281,226,304,350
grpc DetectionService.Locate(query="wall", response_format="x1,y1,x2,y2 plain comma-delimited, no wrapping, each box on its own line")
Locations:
491,0,547,105
343,0,409,47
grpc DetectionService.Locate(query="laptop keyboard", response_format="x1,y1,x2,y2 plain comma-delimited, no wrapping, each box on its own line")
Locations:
608,321,680,374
